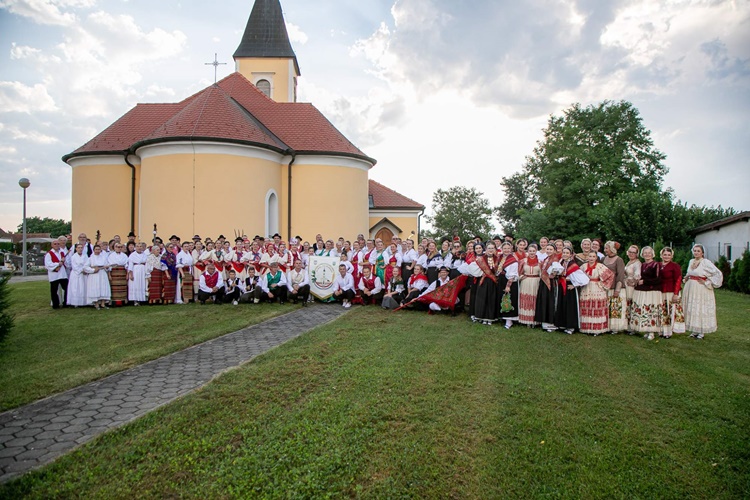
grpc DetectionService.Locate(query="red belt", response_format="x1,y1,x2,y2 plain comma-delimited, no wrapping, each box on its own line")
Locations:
689,276,706,282
589,278,599,282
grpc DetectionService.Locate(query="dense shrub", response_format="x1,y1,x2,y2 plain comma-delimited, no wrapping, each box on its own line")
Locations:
0,274,13,345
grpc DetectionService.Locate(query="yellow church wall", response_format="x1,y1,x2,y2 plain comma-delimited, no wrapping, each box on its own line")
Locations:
290,158,370,241
136,143,283,241
235,58,297,103
368,215,420,241
69,156,135,241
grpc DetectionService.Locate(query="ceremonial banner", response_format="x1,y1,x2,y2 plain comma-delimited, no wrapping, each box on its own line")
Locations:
395,275,467,312
309,255,339,300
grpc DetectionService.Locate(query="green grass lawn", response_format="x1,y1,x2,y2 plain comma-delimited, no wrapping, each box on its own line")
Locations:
0,281,292,411
2,290,749,498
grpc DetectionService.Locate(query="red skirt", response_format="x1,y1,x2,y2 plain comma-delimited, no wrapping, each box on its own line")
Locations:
148,271,163,303
181,273,194,303
110,267,128,304
163,273,176,304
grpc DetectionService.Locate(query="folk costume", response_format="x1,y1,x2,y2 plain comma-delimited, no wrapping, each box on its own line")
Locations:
630,261,662,335
357,272,383,305
578,262,615,335
223,275,243,304
424,251,442,284
85,252,111,305
66,251,89,307
624,259,642,324
381,274,406,310
127,250,148,303
497,254,520,325
286,268,310,304
176,249,194,303
461,254,499,324
553,258,590,333
660,260,684,338
602,254,628,332
45,246,68,309
401,247,418,284
682,258,723,337
262,269,288,303
384,252,402,285
107,250,129,306
402,271,429,306
332,272,356,305
518,254,541,326
146,252,165,304
240,274,263,303
161,250,179,304
198,269,225,304
534,255,560,331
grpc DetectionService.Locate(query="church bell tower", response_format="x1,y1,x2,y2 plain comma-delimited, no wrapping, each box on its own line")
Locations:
233,0,301,103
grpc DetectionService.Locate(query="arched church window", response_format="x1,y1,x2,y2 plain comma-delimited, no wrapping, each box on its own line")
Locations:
256,79,271,97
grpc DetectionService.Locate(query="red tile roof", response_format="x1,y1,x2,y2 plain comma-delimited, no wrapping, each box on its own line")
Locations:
369,180,424,210
63,73,374,163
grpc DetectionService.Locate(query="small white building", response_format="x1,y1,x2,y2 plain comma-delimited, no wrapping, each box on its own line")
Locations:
691,211,750,264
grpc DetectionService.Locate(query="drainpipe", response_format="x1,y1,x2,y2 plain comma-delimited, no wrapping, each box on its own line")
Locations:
417,207,424,241
287,152,296,240
124,152,136,235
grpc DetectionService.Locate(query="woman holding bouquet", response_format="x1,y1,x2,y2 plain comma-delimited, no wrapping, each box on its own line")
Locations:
497,242,519,330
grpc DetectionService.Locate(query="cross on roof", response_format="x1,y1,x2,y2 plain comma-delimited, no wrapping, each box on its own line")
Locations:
205,53,227,83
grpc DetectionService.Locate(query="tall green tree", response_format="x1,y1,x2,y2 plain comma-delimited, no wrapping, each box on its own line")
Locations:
499,100,668,241
497,172,538,235
16,217,71,237
426,187,494,243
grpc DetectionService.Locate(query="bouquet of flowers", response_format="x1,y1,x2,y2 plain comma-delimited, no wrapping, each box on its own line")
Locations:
500,291,514,313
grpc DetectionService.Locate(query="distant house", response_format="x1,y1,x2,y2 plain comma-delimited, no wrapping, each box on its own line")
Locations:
691,211,750,263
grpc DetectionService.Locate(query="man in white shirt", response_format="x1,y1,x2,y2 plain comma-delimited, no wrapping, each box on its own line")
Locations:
223,269,243,305
198,261,225,304
419,266,455,313
357,264,383,305
332,264,355,308
262,261,287,304
286,260,310,305
45,239,68,309
240,267,263,304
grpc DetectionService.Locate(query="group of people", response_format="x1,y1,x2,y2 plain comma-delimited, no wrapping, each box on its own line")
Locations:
44,231,723,339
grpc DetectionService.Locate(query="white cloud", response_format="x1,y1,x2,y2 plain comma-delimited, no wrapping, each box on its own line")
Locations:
0,81,57,113
286,22,308,45
0,122,59,143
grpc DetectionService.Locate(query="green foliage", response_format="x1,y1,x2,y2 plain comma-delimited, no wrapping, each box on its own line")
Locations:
17,216,71,237
0,274,13,345
499,100,737,246
727,250,750,294
716,255,732,290
426,186,494,243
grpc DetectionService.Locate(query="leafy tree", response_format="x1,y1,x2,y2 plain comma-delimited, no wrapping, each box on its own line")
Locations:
500,100,668,240
16,217,71,238
0,274,13,346
426,187,494,243
497,172,538,235
728,250,750,294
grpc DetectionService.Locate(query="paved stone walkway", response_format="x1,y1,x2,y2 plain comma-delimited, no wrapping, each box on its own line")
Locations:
0,304,348,483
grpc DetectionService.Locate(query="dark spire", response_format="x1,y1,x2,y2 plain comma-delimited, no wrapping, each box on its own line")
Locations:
233,0,300,75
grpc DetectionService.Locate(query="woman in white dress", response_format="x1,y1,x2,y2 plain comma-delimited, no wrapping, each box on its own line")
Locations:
85,244,111,309
682,244,723,339
624,245,642,334
66,244,89,307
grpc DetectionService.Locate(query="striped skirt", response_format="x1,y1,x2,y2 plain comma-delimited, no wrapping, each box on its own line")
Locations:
163,274,176,304
181,273,194,303
148,271,163,304
110,267,128,304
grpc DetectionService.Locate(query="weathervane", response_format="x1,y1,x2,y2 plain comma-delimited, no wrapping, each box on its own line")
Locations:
205,53,227,83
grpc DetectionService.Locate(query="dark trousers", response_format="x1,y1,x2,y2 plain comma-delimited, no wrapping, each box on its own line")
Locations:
358,290,383,305
222,287,241,303
198,288,225,304
240,287,263,303
50,278,68,309
288,284,310,303
265,286,288,303
333,289,355,303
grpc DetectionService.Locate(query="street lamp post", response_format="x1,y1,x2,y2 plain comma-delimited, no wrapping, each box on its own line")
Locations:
19,178,30,277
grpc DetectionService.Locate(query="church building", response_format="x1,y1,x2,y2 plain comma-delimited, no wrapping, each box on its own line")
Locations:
63,0,423,245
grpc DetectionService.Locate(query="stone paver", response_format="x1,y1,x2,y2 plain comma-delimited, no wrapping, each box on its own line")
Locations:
0,304,347,483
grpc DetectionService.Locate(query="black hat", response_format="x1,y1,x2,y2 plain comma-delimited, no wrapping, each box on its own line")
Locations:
439,266,450,272
253,235,260,240
154,237,163,244
192,234,201,241
127,231,136,238
234,237,243,243
272,233,281,239
169,234,180,241
492,235,502,241
217,234,225,240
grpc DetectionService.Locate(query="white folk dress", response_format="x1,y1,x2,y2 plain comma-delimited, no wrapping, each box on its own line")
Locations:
85,253,111,303
127,251,148,302
682,258,723,335
66,253,89,306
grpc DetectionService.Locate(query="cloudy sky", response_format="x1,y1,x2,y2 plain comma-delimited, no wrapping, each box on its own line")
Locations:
0,0,748,234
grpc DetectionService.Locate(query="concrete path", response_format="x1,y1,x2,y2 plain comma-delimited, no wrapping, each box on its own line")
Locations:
0,304,348,483
6,275,47,284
